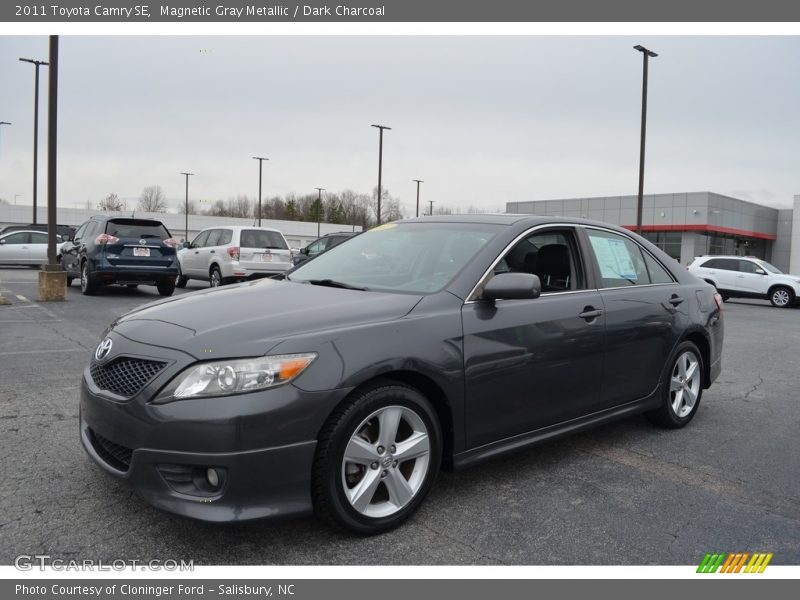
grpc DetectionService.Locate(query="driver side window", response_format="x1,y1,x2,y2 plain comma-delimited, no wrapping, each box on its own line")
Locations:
493,229,584,293
191,231,210,248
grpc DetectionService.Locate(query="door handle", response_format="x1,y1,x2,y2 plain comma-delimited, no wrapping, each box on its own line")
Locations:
736,275,745,279
210,250,215,254
669,295,685,306
194,251,199,254
578,307,603,321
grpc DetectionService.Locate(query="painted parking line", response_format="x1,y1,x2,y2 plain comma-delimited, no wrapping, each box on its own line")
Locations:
15,294,28,302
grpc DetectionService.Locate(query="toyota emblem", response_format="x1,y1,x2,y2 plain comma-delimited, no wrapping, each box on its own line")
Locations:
95,338,113,361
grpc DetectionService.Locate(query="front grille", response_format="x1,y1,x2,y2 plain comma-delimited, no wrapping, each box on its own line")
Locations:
89,429,132,472
90,357,167,398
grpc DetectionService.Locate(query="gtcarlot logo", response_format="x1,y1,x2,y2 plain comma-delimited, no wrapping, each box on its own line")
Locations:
14,554,194,571
697,552,773,573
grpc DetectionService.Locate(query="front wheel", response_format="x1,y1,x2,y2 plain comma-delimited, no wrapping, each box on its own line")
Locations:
645,341,703,429
312,382,442,535
769,286,794,308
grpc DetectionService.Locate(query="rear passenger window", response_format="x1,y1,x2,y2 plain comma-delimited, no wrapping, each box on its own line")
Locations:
30,232,49,244
586,230,657,288
205,230,223,246
643,252,675,284
218,229,232,245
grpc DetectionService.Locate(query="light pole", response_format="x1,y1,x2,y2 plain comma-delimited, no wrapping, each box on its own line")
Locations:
634,45,657,235
0,122,10,156
412,179,424,217
180,172,194,241
428,200,435,216
314,188,325,238
19,58,49,225
252,156,268,226
371,124,391,225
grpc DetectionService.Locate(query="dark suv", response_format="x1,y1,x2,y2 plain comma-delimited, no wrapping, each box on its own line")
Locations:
61,216,180,296
292,231,358,266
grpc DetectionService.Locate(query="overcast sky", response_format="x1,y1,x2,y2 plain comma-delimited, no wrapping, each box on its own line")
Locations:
1,35,798,215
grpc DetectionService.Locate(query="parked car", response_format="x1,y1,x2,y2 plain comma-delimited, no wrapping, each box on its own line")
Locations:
688,255,800,308
0,230,62,266
176,226,292,288
61,216,179,296
292,231,358,266
80,215,723,534
0,223,77,241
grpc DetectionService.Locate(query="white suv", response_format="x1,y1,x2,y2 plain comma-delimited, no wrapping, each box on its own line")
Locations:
177,226,292,288
688,255,800,308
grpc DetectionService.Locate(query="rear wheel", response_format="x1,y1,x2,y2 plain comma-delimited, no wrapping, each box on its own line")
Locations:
156,281,175,297
645,341,703,428
312,381,441,535
80,262,97,296
209,266,222,288
769,286,793,308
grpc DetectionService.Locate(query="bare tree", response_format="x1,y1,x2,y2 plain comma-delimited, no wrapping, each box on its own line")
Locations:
97,193,126,212
137,185,167,213
179,200,198,215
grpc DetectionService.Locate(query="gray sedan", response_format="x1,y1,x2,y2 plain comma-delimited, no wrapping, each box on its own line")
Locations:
80,215,724,534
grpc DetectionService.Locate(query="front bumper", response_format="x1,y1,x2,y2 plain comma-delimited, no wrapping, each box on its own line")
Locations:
79,345,351,522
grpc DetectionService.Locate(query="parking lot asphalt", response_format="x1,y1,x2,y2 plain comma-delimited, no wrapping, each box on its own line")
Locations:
1,265,799,566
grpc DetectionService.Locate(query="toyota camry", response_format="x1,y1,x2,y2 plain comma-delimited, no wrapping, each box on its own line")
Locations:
80,215,723,534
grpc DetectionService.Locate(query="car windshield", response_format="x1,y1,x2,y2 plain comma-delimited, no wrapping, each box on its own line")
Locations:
241,229,288,250
106,219,170,239
289,222,501,294
756,260,783,274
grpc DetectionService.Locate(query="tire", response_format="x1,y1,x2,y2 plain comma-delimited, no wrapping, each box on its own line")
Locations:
62,257,73,287
80,261,97,296
645,341,704,429
156,281,175,297
175,263,188,288
722,296,730,302
769,286,794,308
209,266,222,288
312,381,442,535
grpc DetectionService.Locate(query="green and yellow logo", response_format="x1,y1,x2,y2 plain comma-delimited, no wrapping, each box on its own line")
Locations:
697,552,773,573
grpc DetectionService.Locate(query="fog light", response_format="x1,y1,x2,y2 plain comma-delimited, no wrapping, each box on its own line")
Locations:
206,467,220,488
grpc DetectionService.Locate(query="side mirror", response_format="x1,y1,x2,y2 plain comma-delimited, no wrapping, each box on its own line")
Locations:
483,272,542,301
182,241,191,249
0,240,6,245
300,247,309,255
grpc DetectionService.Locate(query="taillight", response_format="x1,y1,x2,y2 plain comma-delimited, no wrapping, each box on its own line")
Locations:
163,238,179,248
227,246,240,261
713,292,723,311
95,233,119,245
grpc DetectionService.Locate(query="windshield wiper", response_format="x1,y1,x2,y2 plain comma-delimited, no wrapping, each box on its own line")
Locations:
306,279,369,291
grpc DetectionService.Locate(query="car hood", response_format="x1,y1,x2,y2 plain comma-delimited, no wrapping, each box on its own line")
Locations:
111,279,423,359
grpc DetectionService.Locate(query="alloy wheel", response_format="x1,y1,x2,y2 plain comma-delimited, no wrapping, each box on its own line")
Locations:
772,288,790,307
81,264,87,293
341,405,431,518
669,351,701,418
210,269,221,287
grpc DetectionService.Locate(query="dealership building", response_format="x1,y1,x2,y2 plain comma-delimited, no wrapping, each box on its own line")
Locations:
507,192,800,273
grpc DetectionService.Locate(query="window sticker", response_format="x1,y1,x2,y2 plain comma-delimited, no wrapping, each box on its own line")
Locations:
589,236,638,281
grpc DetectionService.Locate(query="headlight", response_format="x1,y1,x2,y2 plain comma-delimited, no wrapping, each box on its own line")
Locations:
163,353,317,401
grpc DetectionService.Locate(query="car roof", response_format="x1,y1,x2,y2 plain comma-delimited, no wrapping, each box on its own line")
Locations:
0,229,61,237
397,213,641,234
198,225,284,233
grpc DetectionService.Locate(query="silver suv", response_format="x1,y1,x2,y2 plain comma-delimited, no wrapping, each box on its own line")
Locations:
688,255,800,308
177,226,292,287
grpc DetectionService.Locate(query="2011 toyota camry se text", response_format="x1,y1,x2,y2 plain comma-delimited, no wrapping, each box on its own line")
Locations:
80,215,723,534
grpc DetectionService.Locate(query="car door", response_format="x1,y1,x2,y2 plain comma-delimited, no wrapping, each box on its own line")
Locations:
583,227,687,407
201,229,224,277
736,259,769,295
462,226,606,447
28,232,50,264
0,232,31,264
709,258,740,292
183,230,210,277
64,222,88,274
